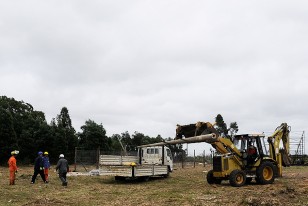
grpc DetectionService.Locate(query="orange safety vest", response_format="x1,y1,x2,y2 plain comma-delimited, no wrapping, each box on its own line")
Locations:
8,156,17,172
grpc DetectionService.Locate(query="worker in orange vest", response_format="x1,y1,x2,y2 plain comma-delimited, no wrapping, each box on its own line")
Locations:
8,150,19,185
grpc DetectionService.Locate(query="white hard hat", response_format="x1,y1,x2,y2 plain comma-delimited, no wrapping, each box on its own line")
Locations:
59,154,64,158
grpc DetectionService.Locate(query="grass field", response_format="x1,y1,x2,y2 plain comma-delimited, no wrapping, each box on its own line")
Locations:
1,164,308,206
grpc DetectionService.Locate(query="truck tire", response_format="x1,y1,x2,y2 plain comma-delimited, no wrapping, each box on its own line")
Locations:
256,162,275,184
115,176,126,181
229,170,246,187
163,169,170,178
142,176,150,182
206,170,222,184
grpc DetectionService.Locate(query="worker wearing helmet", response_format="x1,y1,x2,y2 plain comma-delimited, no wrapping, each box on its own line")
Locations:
31,151,47,184
56,154,69,186
43,151,50,182
8,150,19,185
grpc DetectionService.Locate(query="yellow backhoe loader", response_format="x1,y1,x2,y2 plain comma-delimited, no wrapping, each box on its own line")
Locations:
142,122,291,187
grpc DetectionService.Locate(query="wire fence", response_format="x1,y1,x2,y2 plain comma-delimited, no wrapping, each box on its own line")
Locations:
73,147,212,172
74,131,307,172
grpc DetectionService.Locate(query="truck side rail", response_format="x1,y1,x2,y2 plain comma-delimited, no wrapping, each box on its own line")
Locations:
99,155,138,166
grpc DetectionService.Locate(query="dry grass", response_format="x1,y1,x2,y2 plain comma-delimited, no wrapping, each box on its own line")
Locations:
1,165,308,206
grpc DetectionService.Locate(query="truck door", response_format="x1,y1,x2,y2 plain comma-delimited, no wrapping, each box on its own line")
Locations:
165,147,173,171
141,147,161,165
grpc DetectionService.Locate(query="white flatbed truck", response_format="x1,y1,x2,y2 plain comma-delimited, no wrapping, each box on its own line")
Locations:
99,146,173,180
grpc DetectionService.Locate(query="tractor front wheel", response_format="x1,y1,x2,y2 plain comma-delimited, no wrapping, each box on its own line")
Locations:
229,170,246,187
256,162,276,184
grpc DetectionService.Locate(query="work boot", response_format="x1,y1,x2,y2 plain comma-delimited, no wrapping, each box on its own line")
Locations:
62,182,67,186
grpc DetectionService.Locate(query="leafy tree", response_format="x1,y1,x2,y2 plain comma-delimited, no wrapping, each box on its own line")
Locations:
215,114,228,137
215,114,239,139
0,106,18,163
229,122,239,137
55,107,77,162
121,132,133,151
153,135,164,143
131,132,145,149
0,96,54,164
110,134,124,152
78,119,110,151
110,132,134,154
164,137,185,161
131,132,162,149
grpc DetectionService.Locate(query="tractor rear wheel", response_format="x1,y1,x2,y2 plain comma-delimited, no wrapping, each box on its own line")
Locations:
229,170,246,187
206,170,222,184
256,162,276,184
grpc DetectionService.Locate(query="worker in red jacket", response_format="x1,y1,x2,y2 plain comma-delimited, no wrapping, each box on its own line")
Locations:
8,150,19,185
43,151,50,182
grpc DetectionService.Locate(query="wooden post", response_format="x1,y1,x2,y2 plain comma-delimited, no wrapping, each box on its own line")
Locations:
203,150,206,167
193,150,196,168
182,151,184,168
96,146,100,169
74,147,77,172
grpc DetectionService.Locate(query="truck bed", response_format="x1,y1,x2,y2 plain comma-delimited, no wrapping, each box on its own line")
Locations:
99,165,169,177
100,155,138,166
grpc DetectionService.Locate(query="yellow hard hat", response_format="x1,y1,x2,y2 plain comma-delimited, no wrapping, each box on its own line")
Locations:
11,150,19,155
44,151,49,155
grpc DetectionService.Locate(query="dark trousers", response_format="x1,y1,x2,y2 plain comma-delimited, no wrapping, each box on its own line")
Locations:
31,169,46,183
59,172,67,184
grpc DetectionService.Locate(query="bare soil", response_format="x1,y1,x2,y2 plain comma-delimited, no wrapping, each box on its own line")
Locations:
1,164,308,206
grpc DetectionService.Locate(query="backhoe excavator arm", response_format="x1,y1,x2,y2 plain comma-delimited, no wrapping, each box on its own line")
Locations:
267,123,291,176
268,123,290,155
175,122,241,156
144,122,242,159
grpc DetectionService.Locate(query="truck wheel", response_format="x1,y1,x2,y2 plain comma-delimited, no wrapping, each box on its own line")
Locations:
167,166,172,173
229,170,246,187
163,170,170,178
115,176,125,181
206,170,222,184
256,162,275,184
142,176,150,182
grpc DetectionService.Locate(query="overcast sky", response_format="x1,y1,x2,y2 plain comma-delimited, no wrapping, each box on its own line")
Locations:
1,1,307,155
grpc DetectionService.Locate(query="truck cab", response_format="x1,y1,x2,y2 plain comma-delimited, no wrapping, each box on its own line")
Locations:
139,146,173,172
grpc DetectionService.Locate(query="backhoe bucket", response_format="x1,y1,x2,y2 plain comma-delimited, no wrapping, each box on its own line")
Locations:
280,149,291,167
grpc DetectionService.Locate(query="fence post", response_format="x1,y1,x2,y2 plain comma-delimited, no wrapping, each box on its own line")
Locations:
74,147,77,172
96,146,100,169
182,152,184,168
203,150,205,167
193,150,196,168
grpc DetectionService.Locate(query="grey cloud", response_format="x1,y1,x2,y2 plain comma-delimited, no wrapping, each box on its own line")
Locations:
1,1,308,155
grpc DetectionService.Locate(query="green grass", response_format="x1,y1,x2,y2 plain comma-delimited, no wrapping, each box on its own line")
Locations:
1,165,308,205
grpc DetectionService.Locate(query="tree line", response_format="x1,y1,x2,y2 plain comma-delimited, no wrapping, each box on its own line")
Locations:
0,96,238,165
